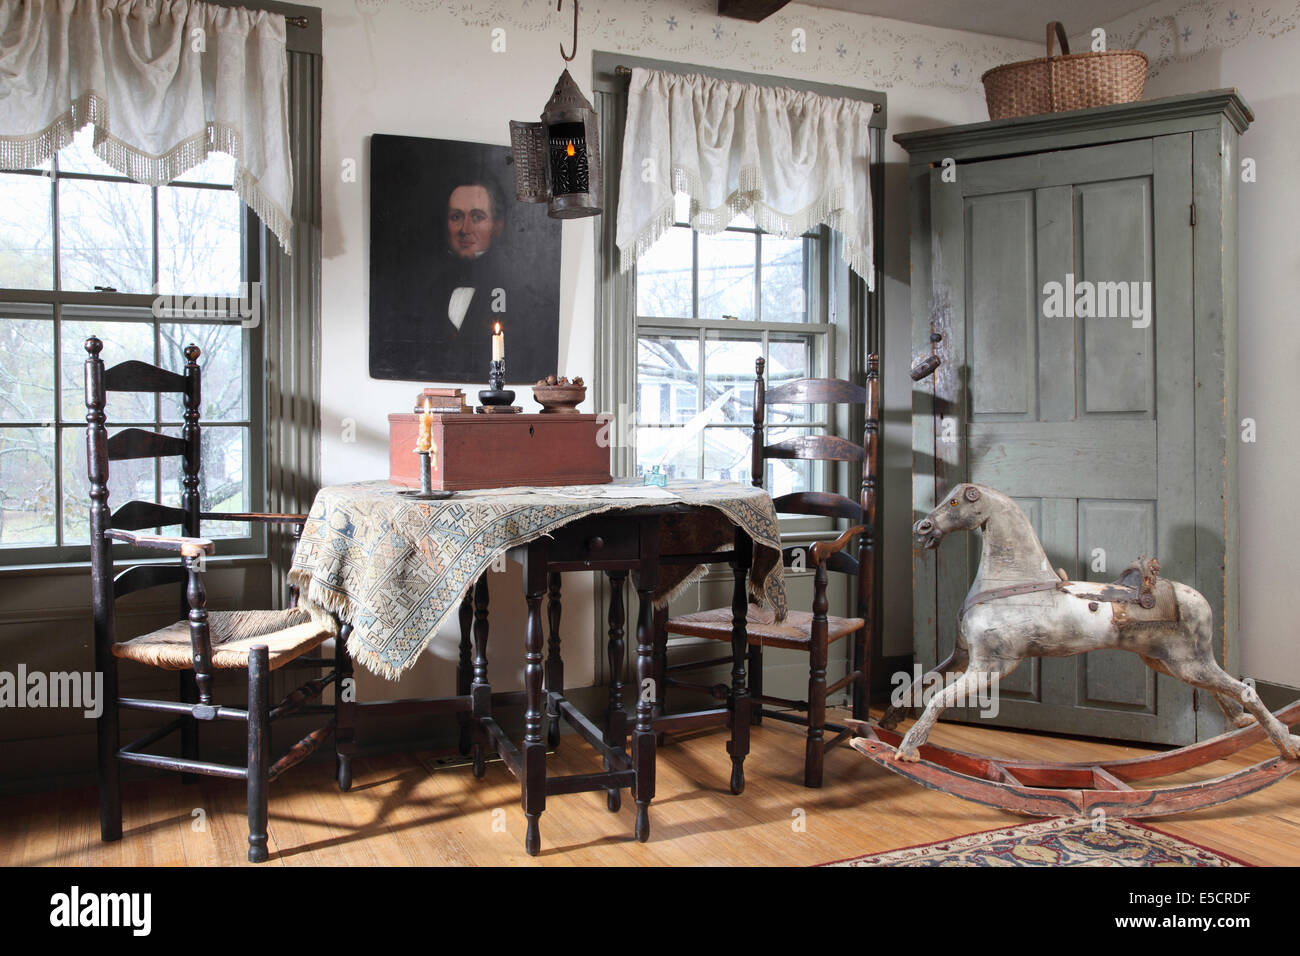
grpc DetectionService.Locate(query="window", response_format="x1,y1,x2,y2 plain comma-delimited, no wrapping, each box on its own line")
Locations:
0,127,260,563
634,196,834,499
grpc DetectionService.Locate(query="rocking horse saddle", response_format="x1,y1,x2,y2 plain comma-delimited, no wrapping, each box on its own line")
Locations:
1074,556,1179,625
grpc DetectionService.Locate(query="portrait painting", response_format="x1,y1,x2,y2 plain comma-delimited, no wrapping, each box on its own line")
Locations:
368,133,562,384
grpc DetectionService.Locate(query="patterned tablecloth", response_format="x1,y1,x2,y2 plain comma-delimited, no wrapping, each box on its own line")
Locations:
288,479,787,679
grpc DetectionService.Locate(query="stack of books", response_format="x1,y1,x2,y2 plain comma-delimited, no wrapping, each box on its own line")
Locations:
412,387,470,414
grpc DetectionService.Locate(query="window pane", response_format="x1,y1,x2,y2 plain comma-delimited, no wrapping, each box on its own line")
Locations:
698,230,755,321
767,334,816,425
0,173,54,289
59,179,153,293
636,227,692,318
0,313,55,422
636,334,697,425
159,324,246,422
60,319,155,422
703,335,760,425
171,151,236,187
703,426,751,483
635,425,698,480
157,185,243,296
61,427,157,545
161,426,249,539
0,426,56,546
761,235,807,322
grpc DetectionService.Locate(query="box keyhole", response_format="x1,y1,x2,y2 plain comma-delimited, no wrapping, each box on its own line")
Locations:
529,425,535,437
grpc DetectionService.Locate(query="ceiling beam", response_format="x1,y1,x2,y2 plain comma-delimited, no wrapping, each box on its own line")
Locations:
717,0,793,22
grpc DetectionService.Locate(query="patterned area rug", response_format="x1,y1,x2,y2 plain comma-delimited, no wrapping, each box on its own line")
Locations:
822,818,1249,866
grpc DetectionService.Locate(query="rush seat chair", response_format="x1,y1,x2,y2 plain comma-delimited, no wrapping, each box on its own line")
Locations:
85,336,345,862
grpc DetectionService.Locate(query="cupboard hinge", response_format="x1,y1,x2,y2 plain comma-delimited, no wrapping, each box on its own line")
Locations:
1190,202,1197,227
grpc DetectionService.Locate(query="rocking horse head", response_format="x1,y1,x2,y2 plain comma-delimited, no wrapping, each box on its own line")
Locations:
913,482,1008,549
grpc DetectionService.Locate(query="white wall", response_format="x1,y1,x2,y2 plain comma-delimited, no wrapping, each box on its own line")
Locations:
1088,0,1300,686
315,0,1036,700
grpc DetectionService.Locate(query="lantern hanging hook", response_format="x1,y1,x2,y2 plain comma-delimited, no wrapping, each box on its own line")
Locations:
558,0,578,62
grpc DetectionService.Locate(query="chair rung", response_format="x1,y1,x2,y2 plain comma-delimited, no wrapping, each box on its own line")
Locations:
119,696,247,722
269,670,337,720
268,721,335,782
667,678,728,699
120,717,187,756
666,654,734,674
826,670,861,696
117,750,247,779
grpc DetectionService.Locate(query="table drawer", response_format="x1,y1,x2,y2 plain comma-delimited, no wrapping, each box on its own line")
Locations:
548,517,641,566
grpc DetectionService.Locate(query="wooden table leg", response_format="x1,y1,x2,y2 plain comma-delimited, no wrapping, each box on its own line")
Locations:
727,527,753,796
471,575,491,779
632,524,659,842
457,593,473,756
522,549,548,856
335,623,356,792
604,570,628,812
546,572,563,750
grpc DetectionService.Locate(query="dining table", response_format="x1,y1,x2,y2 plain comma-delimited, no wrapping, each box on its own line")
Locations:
288,477,786,854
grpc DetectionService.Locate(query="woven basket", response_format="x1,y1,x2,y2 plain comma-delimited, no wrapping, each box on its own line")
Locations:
981,22,1148,121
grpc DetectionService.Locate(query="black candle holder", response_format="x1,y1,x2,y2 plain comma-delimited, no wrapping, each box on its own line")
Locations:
477,358,518,410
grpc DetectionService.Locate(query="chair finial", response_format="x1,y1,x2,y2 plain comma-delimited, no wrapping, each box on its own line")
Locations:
85,336,103,356
184,344,201,363
755,356,765,375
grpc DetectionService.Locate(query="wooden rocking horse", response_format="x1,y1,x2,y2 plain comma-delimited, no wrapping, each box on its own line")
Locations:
848,482,1300,817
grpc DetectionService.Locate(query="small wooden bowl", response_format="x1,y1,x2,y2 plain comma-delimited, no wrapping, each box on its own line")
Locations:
532,384,586,414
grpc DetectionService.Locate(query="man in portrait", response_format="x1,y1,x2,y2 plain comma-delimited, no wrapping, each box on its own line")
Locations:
369,134,561,385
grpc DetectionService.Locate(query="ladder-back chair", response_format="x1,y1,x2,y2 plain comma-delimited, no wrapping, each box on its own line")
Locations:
663,355,880,787
85,336,345,862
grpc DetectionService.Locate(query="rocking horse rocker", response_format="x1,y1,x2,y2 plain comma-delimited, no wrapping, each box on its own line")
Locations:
847,483,1300,818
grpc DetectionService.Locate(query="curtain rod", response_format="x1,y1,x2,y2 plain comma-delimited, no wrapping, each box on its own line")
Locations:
613,64,881,112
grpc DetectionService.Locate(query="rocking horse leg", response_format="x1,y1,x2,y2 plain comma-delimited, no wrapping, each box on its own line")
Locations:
1166,658,1300,760
894,663,1006,762
1212,692,1256,729
879,648,967,731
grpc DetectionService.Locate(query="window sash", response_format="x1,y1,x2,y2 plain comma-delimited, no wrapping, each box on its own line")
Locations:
0,152,264,567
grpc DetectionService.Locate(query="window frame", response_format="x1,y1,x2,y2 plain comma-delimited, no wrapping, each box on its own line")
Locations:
0,147,267,569
633,217,837,521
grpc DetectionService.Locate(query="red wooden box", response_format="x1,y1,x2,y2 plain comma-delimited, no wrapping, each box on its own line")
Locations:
388,413,613,490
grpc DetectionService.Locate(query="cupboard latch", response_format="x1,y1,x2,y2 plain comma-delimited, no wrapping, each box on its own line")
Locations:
1190,202,1197,227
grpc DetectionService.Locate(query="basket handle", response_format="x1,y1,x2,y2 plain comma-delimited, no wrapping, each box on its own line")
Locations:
1046,21,1070,57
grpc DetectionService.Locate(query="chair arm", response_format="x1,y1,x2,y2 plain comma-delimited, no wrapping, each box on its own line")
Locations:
200,511,309,525
104,529,214,558
809,525,866,567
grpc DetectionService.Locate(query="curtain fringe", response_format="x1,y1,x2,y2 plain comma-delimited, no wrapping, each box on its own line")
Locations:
0,95,293,252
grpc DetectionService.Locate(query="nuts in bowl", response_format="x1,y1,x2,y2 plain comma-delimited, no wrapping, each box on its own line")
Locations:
532,375,586,414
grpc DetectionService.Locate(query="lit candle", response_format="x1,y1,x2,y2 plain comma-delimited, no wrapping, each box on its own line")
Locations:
415,398,432,453
492,322,505,362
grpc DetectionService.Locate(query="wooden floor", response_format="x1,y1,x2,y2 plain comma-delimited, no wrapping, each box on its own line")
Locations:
6,710,1300,866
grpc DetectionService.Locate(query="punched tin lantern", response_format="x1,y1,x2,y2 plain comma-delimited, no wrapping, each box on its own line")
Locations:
509,68,602,219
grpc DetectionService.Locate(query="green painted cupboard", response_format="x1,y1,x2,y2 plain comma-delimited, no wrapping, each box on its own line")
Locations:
898,90,1253,744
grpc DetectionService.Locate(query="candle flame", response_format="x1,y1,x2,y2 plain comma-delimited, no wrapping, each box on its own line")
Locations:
494,322,501,334
566,141,576,157
423,397,431,413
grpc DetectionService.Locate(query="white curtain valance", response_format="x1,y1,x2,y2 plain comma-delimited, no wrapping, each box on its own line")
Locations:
0,0,293,251
616,67,874,289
